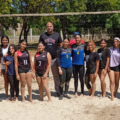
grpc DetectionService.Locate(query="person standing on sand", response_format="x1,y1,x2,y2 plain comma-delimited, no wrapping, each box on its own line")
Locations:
39,22,62,96
97,39,110,98
34,42,52,102
0,35,9,100
85,41,99,98
14,39,35,103
72,33,86,98
108,37,120,101
3,44,19,103
57,38,72,100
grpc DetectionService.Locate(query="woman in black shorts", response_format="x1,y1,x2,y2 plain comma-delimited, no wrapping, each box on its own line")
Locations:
14,39,35,103
108,37,120,101
97,39,110,97
85,41,99,98
34,42,51,102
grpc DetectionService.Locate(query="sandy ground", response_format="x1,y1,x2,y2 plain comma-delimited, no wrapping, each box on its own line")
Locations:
0,56,120,120
0,72,120,120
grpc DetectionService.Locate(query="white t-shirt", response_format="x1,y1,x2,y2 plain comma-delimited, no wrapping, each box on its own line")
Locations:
1,45,9,70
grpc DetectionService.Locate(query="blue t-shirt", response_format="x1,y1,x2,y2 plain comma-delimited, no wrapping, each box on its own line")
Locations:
57,47,72,68
3,54,15,76
72,44,86,65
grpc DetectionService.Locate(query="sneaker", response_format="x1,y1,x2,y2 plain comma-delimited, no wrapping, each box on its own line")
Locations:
0,99,2,102
59,95,63,100
64,94,71,99
56,93,60,97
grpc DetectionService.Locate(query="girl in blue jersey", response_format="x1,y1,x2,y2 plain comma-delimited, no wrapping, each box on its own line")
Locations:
72,33,86,97
3,44,19,102
57,38,72,100
14,39,35,103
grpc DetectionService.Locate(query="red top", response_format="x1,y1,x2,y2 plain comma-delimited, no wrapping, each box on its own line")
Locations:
69,39,85,47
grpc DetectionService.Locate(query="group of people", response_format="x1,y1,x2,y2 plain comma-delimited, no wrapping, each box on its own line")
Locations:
0,22,120,103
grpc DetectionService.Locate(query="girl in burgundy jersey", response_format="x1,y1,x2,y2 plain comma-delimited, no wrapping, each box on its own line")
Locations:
34,42,52,102
14,39,35,103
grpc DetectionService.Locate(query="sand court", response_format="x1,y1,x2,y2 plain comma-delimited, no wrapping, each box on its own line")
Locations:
0,73,120,120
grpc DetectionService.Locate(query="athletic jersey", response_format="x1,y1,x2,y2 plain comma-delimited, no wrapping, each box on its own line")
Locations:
3,54,15,76
85,50,99,70
17,50,30,70
72,43,86,65
57,47,72,68
109,47,120,67
35,51,48,75
1,45,9,70
97,48,110,69
39,32,62,59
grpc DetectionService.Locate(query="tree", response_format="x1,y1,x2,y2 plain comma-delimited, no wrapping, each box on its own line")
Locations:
12,0,65,42
105,0,120,37
0,0,18,36
83,0,119,40
54,0,87,39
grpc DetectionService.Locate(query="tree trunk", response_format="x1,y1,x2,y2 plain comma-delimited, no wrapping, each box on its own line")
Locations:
19,25,24,43
113,28,120,38
24,25,30,43
0,23,4,36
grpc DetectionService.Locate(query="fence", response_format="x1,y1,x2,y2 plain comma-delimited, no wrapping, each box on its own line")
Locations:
4,27,113,44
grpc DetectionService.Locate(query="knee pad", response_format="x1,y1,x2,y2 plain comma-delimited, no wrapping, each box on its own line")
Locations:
66,81,69,86
84,74,91,89
60,82,64,87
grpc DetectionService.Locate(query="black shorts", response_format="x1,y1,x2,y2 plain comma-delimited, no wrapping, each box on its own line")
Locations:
35,72,49,77
18,67,31,74
110,65,120,72
86,66,96,74
1,69,5,75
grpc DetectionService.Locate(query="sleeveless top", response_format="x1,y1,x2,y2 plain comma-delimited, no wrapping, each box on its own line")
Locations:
17,50,30,70
35,51,48,75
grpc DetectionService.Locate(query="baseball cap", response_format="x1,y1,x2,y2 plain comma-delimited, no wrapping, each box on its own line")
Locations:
74,32,82,37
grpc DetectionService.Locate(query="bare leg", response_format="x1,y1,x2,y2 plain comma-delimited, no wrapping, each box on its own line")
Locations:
42,77,51,102
89,74,96,99
88,89,92,95
19,73,26,102
108,70,115,101
114,72,120,97
99,69,107,97
11,97,14,103
3,74,9,99
26,72,32,103
36,77,43,101
98,70,103,95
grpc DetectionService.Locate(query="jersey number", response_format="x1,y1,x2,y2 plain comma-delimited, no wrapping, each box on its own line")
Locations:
39,61,41,66
24,60,28,65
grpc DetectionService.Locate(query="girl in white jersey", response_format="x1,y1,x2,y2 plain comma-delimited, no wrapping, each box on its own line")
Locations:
0,35,9,100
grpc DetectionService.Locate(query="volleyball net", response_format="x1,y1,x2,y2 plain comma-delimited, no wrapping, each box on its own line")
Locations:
0,0,120,45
